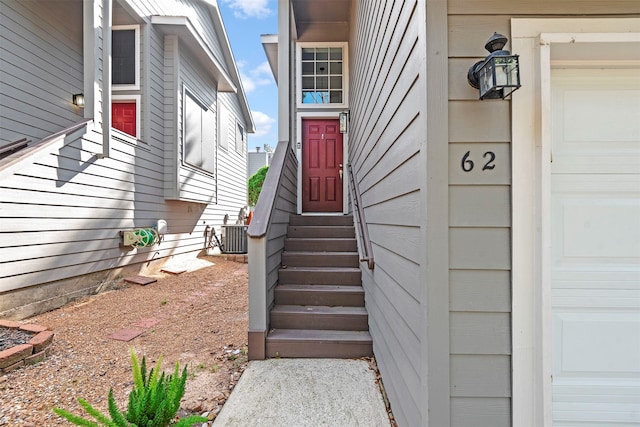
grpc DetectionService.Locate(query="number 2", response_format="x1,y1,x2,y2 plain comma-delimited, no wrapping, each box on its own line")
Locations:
482,151,496,170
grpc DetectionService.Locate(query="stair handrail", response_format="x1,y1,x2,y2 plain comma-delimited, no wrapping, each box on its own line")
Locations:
347,163,374,270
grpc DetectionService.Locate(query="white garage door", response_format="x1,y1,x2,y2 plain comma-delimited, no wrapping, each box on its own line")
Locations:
551,68,640,426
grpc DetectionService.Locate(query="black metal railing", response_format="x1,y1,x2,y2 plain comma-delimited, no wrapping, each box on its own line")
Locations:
347,163,374,270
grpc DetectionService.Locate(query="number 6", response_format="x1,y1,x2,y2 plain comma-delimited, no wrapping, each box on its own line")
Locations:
461,151,474,172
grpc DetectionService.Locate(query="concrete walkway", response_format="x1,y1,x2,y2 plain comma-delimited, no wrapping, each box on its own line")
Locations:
213,358,391,427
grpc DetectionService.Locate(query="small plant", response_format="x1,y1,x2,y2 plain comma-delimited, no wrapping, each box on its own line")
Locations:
53,348,207,427
248,165,269,207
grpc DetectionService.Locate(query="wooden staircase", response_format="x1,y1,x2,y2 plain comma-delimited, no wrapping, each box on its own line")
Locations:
265,215,373,358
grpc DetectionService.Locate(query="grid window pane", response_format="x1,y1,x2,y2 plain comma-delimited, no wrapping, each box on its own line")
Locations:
302,62,314,75
299,46,344,104
302,76,314,90
317,76,328,89
316,48,328,60
302,48,315,60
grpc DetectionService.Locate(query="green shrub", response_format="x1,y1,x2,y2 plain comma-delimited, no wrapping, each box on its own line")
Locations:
53,348,207,427
248,165,269,207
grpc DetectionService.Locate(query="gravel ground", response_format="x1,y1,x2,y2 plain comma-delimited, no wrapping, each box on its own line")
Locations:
0,256,249,426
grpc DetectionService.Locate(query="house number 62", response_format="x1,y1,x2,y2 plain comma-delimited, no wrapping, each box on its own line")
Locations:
461,150,496,172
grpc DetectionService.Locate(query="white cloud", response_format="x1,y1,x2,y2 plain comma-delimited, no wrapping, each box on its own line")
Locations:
251,110,275,137
239,61,274,93
221,0,271,19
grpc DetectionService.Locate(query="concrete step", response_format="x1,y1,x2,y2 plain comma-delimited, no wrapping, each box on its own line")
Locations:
266,329,373,358
289,215,354,227
270,305,369,331
287,225,355,238
274,284,365,307
278,267,361,286
282,251,359,268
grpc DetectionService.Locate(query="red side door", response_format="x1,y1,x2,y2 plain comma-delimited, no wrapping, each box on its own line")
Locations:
112,102,136,137
302,119,344,212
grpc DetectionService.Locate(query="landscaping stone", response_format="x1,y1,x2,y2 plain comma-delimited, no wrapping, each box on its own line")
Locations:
0,344,33,369
29,330,54,353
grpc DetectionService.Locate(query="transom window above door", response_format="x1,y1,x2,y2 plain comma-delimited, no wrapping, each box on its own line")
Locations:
298,44,348,107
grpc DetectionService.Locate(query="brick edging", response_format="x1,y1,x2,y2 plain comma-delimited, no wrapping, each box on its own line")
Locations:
0,320,54,373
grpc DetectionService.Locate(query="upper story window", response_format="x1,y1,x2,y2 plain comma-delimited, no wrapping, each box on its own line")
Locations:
184,90,216,174
236,123,245,154
297,43,348,107
112,25,140,90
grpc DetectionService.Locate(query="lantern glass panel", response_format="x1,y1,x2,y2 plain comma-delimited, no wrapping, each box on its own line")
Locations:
478,61,495,99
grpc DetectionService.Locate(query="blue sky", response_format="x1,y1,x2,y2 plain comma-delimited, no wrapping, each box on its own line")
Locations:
218,0,278,151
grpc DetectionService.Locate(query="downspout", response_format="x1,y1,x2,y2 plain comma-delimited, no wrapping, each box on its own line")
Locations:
102,0,112,158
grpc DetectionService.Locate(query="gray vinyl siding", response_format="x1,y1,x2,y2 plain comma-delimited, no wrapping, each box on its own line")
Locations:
264,145,298,315
348,1,426,426
447,1,640,425
0,0,84,144
0,0,249,318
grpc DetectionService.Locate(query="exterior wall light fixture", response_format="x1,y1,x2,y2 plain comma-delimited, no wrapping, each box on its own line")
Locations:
72,93,85,107
467,33,521,100
339,111,349,133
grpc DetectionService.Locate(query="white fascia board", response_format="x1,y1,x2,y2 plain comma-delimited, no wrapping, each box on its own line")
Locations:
151,15,237,93
261,34,279,83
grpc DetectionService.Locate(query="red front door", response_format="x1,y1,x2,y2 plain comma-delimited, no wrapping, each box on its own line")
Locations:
112,102,136,137
302,119,344,212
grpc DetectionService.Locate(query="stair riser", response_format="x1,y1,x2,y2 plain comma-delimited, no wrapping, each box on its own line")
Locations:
284,239,358,252
270,313,369,331
289,215,354,227
282,253,359,268
274,289,364,307
279,270,361,285
266,342,373,358
287,226,355,238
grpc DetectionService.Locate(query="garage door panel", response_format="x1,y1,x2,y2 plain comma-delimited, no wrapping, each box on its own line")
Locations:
553,312,640,374
553,288,640,308
552,175,640,270
552,69,640,175
551,67,640,425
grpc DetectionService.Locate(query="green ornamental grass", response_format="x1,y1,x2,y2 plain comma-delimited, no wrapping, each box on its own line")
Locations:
53,348,207,427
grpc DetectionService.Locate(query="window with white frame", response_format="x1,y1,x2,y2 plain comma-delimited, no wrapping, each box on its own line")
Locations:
112,25,140,90
184,91,216,174
236,122,245,153
298,44,347,106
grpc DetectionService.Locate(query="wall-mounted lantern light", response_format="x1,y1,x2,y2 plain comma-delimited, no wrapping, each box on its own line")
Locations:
72,93,85,107
339,111,349,133
467,33,521,100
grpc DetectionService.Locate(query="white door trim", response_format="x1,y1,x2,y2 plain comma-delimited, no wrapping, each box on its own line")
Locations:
296,111,349,215
510,18,640,427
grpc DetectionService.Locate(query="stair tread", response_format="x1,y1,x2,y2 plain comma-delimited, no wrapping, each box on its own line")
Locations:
276,284,364,292
267,329,372,342
283,251,359,255
271,305,367,314
280,266,361,272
